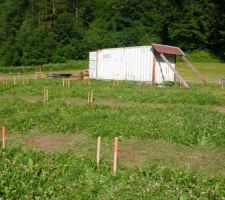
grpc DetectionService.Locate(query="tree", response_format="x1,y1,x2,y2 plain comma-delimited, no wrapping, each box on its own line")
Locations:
169,0,224,50
0,0,225,66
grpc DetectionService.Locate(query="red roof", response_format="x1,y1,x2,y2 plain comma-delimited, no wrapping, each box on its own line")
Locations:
152,43,185,56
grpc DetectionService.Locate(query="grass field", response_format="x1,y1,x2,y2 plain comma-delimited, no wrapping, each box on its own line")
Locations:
0,63,225,199
177,62,225,82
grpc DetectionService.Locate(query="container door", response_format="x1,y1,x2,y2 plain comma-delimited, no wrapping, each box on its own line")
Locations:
89,52,97,79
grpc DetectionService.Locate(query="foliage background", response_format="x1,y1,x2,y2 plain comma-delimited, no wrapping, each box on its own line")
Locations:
0,0,225,66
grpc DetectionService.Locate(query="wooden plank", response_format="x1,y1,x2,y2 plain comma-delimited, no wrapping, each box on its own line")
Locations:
182,56,206,84
160,53,190,88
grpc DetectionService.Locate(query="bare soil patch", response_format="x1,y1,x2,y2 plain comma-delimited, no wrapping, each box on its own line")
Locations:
63,97,225,114
7,133,225,177
213,106,225,113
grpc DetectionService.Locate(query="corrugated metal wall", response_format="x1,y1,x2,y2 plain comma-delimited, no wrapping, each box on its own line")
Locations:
154,54,176,83
97,48,127,80
89,46,176,83
89,52,97,79
125,46,153,81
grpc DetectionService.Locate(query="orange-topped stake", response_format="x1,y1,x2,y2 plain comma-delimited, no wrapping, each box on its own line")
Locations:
2,126,6,149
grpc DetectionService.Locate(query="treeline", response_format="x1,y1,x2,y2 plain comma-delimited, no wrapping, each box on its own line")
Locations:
0,0,225,66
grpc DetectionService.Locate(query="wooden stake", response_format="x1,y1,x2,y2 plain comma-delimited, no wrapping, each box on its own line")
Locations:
63,79,71,87
46,89,48,102
87,91,89,103
43,89,49,103
113,137,118,176
83,78,86,85
68,79,71,87
2,126,6,149
91,90,93,103
2,80,8,85
83,78,90,85
222,80,224,91
43,89,46,103
96,136,101,169
87,90,93,104
13,76,16,85
113,80,119,87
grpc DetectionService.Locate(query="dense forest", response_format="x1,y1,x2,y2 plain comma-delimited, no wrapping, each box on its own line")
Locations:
0,0,225,66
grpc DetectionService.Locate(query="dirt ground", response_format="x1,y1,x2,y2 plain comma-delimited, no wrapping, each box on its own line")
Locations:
5,132,225,177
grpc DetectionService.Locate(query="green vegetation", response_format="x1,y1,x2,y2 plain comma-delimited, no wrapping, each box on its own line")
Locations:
0,77,224,198
0,0,225,66
0,60,88,74
0,148,225,199
1,0,224,197
177,62,225,82
177,50,223,63
185,51,222,63
0,80,224,147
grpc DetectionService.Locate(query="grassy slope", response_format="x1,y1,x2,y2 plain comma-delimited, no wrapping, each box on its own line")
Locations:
177,62,225,82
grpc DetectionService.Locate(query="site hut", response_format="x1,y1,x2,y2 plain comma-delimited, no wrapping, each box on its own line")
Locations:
89,44,206,87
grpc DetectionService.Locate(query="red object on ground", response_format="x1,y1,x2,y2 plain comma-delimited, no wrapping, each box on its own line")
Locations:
119,149,135,159
26,139,40,146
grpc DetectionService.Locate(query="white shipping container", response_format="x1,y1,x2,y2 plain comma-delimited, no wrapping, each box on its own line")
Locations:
89,45,176,83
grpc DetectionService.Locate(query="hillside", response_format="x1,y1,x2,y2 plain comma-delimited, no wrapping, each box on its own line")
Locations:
0,0,225,66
